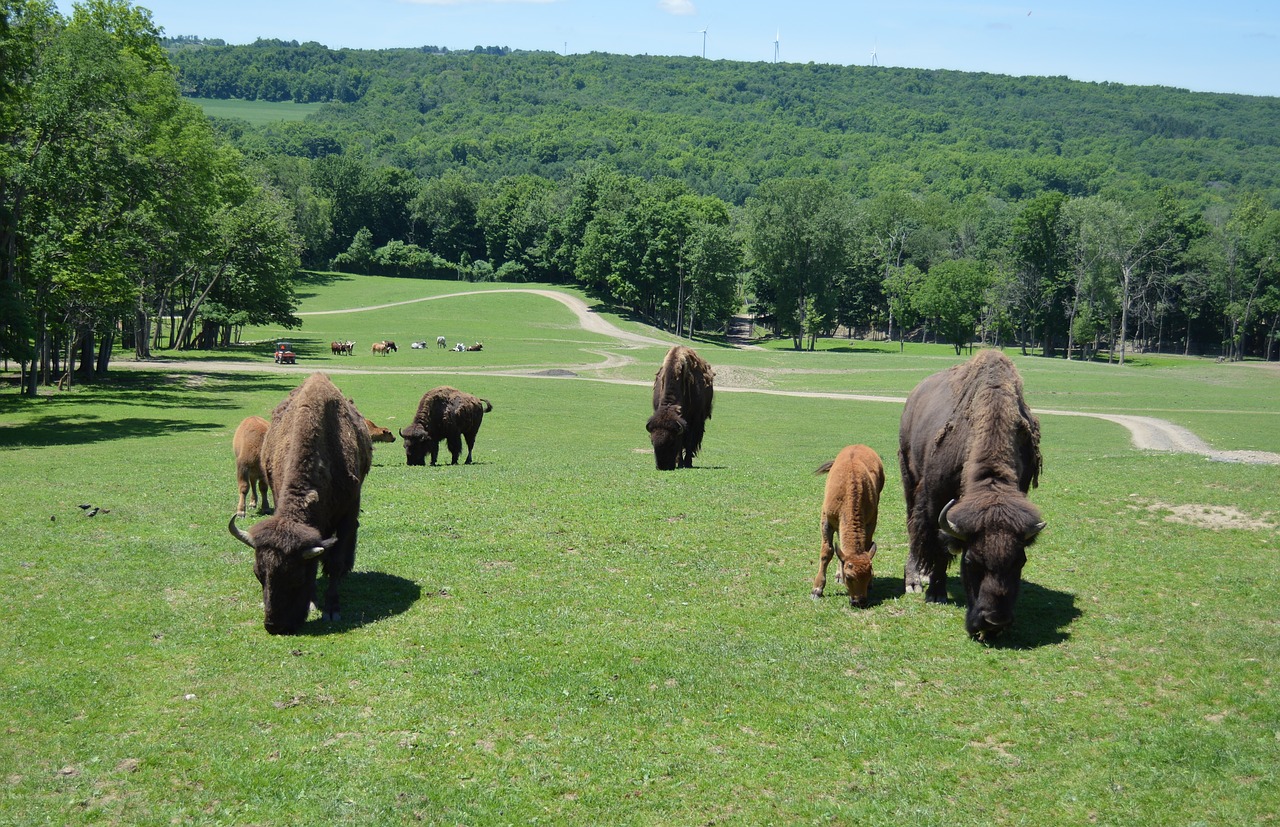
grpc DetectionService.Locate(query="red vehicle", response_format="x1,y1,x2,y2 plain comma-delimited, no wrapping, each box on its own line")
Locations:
274,342,296,364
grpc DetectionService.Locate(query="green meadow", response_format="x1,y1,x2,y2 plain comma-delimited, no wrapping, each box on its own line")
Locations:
1,274,1277,825
185,96,327,124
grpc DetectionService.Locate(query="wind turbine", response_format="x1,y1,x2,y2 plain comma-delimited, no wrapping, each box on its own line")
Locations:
694,26,707,59
870,40,878,67
773,30,780,63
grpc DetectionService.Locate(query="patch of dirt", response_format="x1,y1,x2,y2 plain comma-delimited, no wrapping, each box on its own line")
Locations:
1134,499,1277,531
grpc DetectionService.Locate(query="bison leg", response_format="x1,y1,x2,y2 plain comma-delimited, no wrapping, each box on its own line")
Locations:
320,514,359,622
463,430,476,464
446,433,463,465
254,478,270,514
905,497,950,602
813,516,836,599
236,479,250,519
428,439,440,466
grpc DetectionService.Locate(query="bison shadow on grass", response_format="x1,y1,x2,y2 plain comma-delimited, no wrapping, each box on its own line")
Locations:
293,571,422,636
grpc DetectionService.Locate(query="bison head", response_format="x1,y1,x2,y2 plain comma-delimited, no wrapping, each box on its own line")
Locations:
939,496,1045,639
840,542,877,608
646,404,686,471
399,423,433,465
229,514,333,635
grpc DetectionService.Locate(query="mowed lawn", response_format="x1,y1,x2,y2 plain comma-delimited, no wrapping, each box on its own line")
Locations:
1,276,1277,825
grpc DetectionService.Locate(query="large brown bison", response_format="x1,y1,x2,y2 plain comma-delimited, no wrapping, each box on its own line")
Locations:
812,444,885,608
898,350,1045,639
228,373,372,635
232,415,270,518
400,386,493,466
646,345,714,470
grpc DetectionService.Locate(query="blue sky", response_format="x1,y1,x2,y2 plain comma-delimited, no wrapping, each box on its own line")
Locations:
59,0,1280,97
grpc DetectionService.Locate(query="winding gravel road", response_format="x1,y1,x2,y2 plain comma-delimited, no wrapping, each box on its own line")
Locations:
144,288,1280,465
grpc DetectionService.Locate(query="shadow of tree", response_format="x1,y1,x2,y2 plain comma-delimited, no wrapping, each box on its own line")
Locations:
302,570,421,635
0,415,225,449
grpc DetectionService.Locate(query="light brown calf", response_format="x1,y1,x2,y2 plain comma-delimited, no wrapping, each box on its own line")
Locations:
232,415,271,518
364,417,395,443
812,444,885,608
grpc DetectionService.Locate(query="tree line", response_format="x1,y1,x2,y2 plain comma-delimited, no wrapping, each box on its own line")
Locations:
2,0,302,395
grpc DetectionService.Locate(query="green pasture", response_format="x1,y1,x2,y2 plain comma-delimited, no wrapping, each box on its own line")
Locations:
185,96,327,125
1,277,1277,825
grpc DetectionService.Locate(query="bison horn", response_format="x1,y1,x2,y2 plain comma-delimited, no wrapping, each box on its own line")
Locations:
938,499,967,540
228,514,255,549
1025,520,1047,541
302,546,326,561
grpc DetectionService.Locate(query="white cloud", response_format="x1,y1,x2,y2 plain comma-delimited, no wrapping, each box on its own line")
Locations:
659,0,697,15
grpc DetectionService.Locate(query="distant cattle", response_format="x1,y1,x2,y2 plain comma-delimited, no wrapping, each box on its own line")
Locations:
898,349,1045,639
466,342,484,352
330,341,354,355
812,445,885,608
411,341,427,349
372,341,398,355
437,336,447,349
400,386,493,466
232,415,271,518
646,345,715,470
228,373,372,635
453,342,465,352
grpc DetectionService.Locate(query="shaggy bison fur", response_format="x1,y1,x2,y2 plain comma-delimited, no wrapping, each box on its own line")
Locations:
646,345,714,470
228,373,372,635
232,415,270,518
400,386,493,466
812,444,886,608
898,349,1045,639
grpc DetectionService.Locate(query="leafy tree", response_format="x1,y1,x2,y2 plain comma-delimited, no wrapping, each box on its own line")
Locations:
746,178,849,350
915,259,991,354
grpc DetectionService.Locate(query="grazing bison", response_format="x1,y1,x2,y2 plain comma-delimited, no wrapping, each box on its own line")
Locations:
232,415,271,518
400,386,492,466
898,350,1045,639
812,445,886,608
646,345,714,470
228,373,372,635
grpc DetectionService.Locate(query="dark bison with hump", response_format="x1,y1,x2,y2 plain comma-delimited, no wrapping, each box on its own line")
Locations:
228,373,372,635
646,345,714,470
400,386,493,466
898,349,1045,639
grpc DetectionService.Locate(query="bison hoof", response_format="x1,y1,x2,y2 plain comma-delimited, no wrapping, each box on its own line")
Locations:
236,510,247,519
905,582,923,594
811,588,824,599
322,610,341,622
849,598,867,609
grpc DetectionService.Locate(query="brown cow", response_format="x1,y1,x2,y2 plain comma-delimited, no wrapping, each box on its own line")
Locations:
228,373,372,635
812,445,886,608
232,415,271,518
399,386,492,466
898,350,1045,639
646,345,714,470
371,341,397,355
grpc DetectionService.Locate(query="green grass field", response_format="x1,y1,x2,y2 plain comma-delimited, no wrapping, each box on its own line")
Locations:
185,96,328,124
1,275,1277,825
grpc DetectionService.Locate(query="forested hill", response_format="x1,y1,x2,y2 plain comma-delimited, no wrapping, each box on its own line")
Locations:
168,40,1280,206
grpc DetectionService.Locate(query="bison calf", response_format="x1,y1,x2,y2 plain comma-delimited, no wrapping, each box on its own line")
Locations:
232,415,271,518
812,444,885,608
647,345,714,470
400,386,493,466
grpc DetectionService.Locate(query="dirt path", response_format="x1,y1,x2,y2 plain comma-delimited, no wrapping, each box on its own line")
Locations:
132,287,1280,465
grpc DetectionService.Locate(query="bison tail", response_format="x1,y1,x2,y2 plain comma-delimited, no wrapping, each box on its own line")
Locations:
480,398,494,413
814,459,836,475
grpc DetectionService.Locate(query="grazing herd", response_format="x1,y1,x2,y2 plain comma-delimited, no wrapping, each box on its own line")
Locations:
229,345,1046,640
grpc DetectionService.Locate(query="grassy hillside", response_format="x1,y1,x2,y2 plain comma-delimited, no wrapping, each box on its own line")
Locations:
1,280,1277,824
187,96,327,125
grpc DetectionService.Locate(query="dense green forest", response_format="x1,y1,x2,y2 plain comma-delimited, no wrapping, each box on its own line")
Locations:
4,2,1280,398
